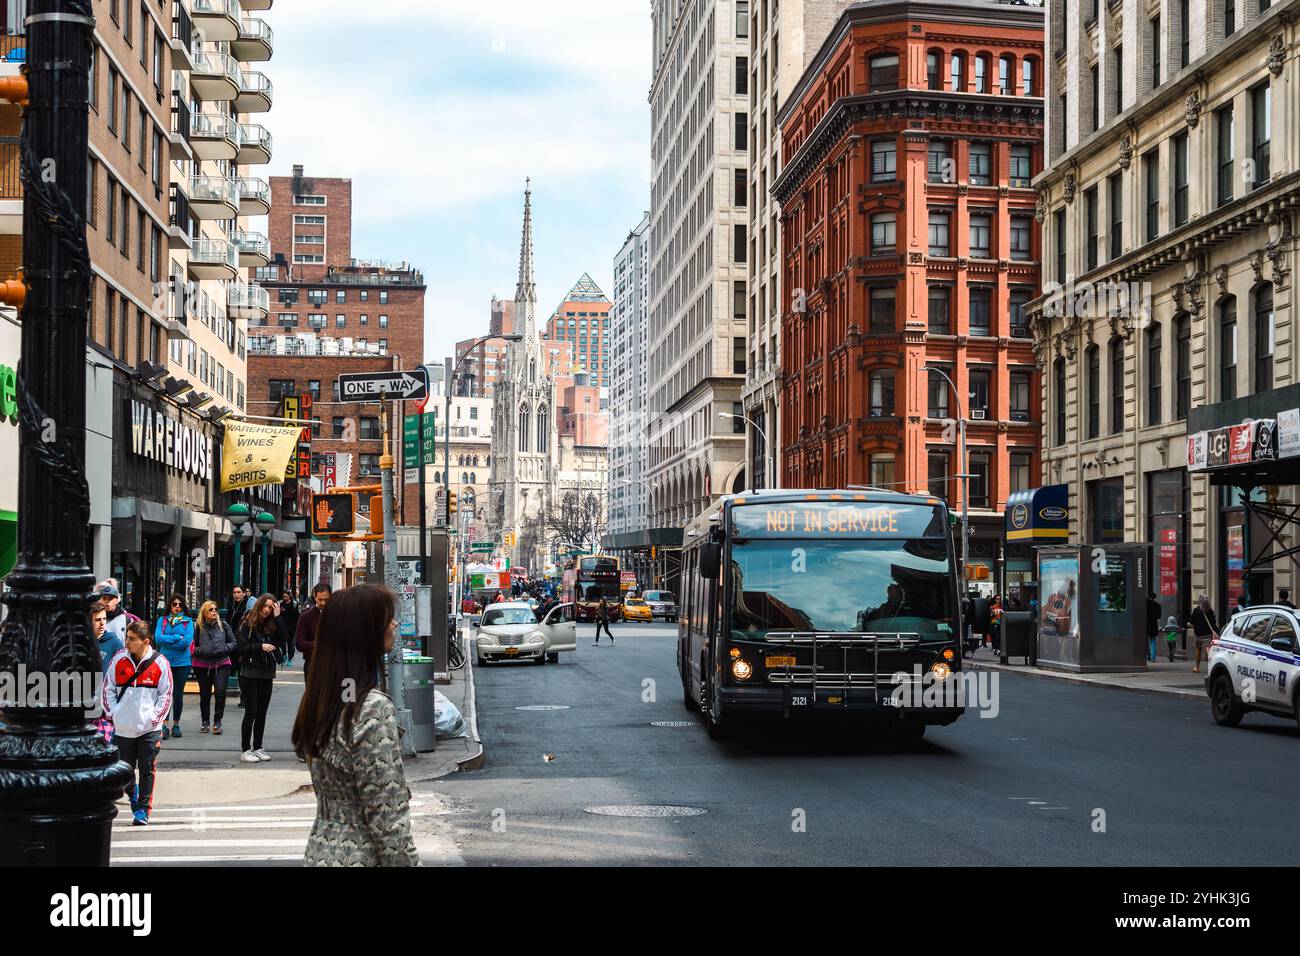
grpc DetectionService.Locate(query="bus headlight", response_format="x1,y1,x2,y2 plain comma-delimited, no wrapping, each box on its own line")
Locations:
731,658,753,680
930,661,952,681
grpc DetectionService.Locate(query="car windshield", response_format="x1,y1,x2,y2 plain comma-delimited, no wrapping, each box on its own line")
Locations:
628,599,646,606
645,591,674,602
482,607,538,626
728,538,956,641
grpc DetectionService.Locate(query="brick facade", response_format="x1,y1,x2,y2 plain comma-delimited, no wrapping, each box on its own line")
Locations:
267,165,352,281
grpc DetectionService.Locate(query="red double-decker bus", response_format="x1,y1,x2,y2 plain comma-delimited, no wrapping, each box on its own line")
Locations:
561,554,623,622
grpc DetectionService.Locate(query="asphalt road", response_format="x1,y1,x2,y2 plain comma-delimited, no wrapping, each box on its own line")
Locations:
429,620,1300,866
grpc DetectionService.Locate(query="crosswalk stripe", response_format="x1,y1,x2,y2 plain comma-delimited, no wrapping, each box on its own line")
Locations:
145,803,318,813
114,839,308,848
115,821,314,832
118,815,317,824
113,854,304,864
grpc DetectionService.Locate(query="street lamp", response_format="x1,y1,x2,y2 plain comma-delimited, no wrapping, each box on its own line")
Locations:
254,511,276,596
228,502,250,590
924,366,969,593
719,412,770,490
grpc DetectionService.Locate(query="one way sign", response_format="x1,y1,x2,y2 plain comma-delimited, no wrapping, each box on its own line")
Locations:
337,368,430,402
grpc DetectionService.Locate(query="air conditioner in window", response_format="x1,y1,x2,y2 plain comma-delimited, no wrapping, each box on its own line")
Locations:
970,408,987,420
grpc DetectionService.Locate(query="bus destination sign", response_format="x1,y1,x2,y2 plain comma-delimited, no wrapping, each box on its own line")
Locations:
731,501,945,538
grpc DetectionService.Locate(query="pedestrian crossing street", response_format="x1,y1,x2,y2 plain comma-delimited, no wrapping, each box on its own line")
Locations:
110,797,448,865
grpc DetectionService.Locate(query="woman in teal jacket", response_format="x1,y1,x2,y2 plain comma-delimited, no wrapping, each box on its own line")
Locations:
155,594,195,739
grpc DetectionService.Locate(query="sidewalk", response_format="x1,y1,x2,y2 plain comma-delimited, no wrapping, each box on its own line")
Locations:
152,643,483,806
964,645,1208,700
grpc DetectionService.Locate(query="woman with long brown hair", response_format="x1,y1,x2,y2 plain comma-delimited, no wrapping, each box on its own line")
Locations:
234,592,287,763
293,584,418,867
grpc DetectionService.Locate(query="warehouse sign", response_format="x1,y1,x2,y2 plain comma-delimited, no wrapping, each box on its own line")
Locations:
219,420,302,492
128,399,213,482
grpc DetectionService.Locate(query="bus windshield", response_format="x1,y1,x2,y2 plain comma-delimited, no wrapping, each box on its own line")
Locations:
577,581,620,603
727,538,955,641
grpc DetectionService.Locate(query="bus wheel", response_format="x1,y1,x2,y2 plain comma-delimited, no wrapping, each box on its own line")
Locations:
894,719,926,745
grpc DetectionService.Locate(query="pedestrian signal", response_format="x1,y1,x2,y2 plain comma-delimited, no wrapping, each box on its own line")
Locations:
311,493,354,536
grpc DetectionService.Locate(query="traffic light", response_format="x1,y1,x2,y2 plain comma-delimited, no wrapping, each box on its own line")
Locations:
650,546,657,560
311,493,355,536
448,490,458,517
368,495,384,536
505,531,515,548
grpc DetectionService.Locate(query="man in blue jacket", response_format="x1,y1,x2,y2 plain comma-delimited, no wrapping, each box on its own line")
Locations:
154,595,194,740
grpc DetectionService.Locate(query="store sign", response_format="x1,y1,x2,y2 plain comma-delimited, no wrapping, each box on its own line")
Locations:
1159,528,1177,597
128,399,213,482
1189,419,1282,472
1279,409,1300,459
1186,432,1208,470
219,420,301,492
1228,423,1254,465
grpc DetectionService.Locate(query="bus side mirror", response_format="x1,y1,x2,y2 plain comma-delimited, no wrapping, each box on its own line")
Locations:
700,542,721,580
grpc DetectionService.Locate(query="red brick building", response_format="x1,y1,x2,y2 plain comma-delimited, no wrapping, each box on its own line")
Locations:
544,274,610,390
773,0,1044,577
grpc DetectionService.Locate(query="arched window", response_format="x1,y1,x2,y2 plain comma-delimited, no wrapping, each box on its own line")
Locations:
529,358,536,384
461,472,468,485
950,51,966,92
470,472,476,484
518,405,530,452
999,54,1014,95
868,51,899,91
1022,56,1038,96
926,49,942,89
1254,283,1274,391
1218,296,1238,401
537,404,549,453
974,53,990,93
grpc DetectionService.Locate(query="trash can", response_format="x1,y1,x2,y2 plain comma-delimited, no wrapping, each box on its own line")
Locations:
403,656,436,753
1000,611,1036,665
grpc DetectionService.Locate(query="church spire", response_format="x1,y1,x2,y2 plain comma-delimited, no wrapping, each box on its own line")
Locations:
515,178,535,305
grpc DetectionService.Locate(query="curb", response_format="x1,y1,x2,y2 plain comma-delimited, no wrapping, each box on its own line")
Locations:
455,630,485,772
966,660,1205,701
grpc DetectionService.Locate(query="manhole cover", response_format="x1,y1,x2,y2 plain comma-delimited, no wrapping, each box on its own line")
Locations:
584,805,707,817
515,705,570,711
159,761,227,771
650,720,694,727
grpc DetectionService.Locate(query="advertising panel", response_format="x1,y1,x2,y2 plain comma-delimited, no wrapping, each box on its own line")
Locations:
1039,555,1080,639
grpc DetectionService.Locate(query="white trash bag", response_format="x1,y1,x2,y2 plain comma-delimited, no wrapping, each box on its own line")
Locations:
434,690,467,738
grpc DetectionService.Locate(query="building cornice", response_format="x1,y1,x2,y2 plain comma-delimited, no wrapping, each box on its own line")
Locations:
773,91,1044,204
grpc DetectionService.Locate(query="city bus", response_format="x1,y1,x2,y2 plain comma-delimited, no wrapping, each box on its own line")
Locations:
678,489,964,740
561,553,624,622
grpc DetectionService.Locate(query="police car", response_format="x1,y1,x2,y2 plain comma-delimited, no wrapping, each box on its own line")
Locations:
1206,604,1300,730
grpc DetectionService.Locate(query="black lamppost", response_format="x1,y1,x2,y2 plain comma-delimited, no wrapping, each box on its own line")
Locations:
0,0,133,865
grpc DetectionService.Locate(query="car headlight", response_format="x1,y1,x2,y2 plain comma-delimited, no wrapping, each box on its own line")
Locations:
529,631,545,644
477,632,497,646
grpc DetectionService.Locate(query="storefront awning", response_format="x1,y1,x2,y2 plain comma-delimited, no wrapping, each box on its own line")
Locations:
1005,484,1070,542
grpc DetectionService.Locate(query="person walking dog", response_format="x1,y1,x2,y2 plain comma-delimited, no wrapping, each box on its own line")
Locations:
235,593,288,763
154,595,194,739
191,600,237,735
102,619,173,826
293,584,419,867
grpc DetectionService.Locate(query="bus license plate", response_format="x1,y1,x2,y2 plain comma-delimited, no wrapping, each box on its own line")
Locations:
766,656,796,668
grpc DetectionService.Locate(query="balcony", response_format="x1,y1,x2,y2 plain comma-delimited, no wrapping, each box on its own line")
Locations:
190,111,239,161
187,174,239,219
190,49,241,101
236,122,271,164
231,17,273,61
188,238,239,281
0,136,19,234
237,176,270,216
170,1,195,70
233,230,270,268
168,184,193,250
241,0,272,9
168,91,193,161
228,281,269,321
234,70,272,112
191,0,242,42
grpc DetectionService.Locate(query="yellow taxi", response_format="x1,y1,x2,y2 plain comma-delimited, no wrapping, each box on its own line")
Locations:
622,597,653,622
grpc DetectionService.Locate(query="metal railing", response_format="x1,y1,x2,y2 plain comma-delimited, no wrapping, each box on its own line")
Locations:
168,183,191,231
0,136,19,200
237,176,270,206
171,1,193,49
190,238,238,270
237,17,273,46
170,92,191,140
0,33,25,63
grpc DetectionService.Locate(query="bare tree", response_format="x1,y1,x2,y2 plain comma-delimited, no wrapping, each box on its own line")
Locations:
540,489,607,556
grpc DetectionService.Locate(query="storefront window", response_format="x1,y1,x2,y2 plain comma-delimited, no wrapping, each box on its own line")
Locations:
1088,477,1125,543
1148,469,1189,635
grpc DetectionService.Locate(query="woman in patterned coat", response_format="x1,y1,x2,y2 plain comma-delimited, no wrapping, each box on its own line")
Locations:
292,584,419,867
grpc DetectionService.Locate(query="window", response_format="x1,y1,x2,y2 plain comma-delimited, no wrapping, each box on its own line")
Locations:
1022,57,1037,96
869,370,895,417
518,406,530,452
1011,370,1031,422
1054,358,1067,445
922,208,948,258
1110,336,1125,434
928,452,950,500
359,416,381,440
1255,284,1274,391
871,139,896,182
1085,187,1099,271
928,369,950,418
969,369,990,416
1108,172,1123,260
1055,209,1067,284
108,67,118,132
1251,82,1271,189
1151,15,1162,88
974,54,989,93
968,288,991,336
928,286,951,334
1086,345,1100,438
1173,131,1189,226
360,290,369,302
332,416,345,438
379,290,388,304
1217,104,1234,207
869,287,895,334
734,224,746,262
1144,150,1160,242
1146,323,1162,426
968,453,991,509
732,337,746,374
968,142,991,185
360,314,368,325
1010,216,1032,261
870,213,896,255
1175,313,1190,421
928,139,951,183
927,51,941,90
1010,144,1032,187
119,191,130,256
950,52,966,92
1225,0,1236,37
268,379,295,401
358,454,380,477
999,55,1013,95
869,53,899,91
1009,290,1032,337
968,213,991,258
379,315,389,328
1113,43,1124,116
735,56,748,95
1220,297,1237,401
736,1,748,37
870,455,896,490
734,167,746,206
1090,64,1101,132
1010,453,1033,494
735,112,747,150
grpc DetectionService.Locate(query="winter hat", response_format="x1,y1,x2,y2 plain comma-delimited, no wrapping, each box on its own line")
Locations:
1164,615,1179,628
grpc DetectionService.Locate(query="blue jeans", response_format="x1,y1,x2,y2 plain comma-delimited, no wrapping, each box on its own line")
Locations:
1148,637,1157,661
169,664,190,723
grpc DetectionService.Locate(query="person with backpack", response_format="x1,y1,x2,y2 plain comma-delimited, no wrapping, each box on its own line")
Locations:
102,619,173,826
235,593,288,763
154,594,194,739
593,595,615,646
191,600,237,735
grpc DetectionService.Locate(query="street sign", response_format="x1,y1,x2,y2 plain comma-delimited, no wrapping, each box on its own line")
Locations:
338,367,429,402
470,542,495,553
402,412,437,485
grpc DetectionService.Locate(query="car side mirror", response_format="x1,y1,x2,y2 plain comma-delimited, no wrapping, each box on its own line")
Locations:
700,541,722,580
1271,636,1295,652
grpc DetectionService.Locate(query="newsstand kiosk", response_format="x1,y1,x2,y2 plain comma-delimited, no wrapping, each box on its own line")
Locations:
1035,543,1148,672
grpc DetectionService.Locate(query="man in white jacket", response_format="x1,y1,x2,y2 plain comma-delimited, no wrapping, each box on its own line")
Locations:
101,619,173,826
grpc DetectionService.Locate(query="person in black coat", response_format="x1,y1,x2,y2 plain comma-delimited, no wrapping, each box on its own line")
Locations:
1145,592,1162,662
278,591,301,664
234,593,287,763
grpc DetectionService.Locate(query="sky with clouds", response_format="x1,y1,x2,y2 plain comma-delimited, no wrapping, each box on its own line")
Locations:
260,0,652,364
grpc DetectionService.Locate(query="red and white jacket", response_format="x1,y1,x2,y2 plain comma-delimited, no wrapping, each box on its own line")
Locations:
101,649,173,738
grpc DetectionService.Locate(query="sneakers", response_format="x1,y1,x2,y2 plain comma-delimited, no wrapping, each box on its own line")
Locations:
200,722,210,734
171,724,182,738
240,750,261,763
131,809,148,826
212,722,223,735
254,748,271,762
161,725,170,740
592,641,601,646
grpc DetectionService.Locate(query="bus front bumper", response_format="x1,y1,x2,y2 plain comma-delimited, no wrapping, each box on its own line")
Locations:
719,684,964,725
